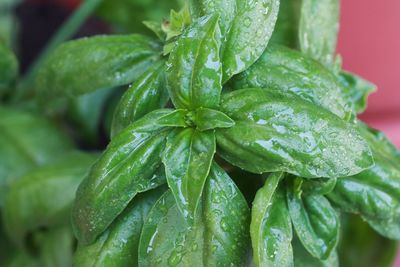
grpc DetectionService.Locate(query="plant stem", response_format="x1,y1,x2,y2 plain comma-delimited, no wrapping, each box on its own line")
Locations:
14,0,103,102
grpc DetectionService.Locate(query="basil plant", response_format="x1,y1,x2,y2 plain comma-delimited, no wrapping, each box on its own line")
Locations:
0,0,399,266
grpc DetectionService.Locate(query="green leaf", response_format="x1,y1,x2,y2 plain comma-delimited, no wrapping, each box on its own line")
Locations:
162,4,192,41
299,0,340,67
217,88,373,178
74,187,166,267
328,123,400,240
36,34,162,97
72,110,174,245
366,217,400,241
287,178,340,259
228,44,352,120
162,128,215,223
2,151,96,247
111,61,168,137
338,71,377,114
190,0,280,82
139,164,250,266
250,172,293,267
192,107,235,131
293,237,339,267
0,107,73,205
270,0,301,48
0,42,18,96
166,15,222,110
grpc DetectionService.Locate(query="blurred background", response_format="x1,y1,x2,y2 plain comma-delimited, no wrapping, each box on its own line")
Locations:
338,0,400,149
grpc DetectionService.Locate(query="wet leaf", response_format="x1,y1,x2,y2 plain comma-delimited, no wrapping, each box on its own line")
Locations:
111,61,168,136
36,34,162,97
74,187,166,267
192,107,235,131
299,0,339,67
190,0,280,82
217,88,373,178
139,164,250,266
166,15,222,110
337,71,377,114
228,44,352,120
251,172,293,267
328,123,400,240
287,178,340,259
162,128,215,224
72,110,174,244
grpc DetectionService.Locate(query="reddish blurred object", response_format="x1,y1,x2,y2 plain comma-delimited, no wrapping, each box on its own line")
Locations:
27,0,80,9
337,0,400,148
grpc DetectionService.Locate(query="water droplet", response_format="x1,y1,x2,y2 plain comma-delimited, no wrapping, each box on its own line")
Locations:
244,17,252,27
220,219,229,232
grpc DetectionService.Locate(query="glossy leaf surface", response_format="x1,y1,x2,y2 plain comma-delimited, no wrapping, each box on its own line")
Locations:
166,15,222,110
111,61,168,136
139,164,250,266
328,124,400,239
217,88,373,178
36,34,162,97
0,107,73,205
190,0,280,82
251,173,293,267
3,152,96,247
228,45,352,120
299,0,339,66
192,107,235,131
162,128,215,223
338,71,377,114
74,188,165,267
287,180,340,259
72,110,174,244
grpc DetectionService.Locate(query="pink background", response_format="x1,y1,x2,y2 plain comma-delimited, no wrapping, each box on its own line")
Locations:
338,1,400,266
338,0,400,148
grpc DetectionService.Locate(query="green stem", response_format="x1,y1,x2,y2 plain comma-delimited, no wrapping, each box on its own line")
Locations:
14,0,103,102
